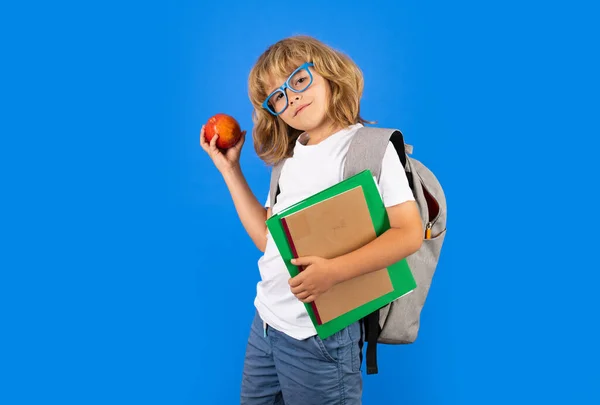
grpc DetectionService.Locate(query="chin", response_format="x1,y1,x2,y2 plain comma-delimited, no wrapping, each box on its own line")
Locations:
296,114,327,130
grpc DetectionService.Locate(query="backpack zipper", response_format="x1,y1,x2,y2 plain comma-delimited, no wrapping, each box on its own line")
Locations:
420,179,441,239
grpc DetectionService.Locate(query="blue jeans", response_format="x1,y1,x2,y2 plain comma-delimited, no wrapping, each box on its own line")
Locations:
240,311,363,404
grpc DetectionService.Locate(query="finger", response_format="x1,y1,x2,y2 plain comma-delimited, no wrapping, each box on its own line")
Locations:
229,130,246,154
235,130,246,149
290,284,305,295
210,132,220,153
291,257,312,267
199,126,209,151
294,290,311,300
288,274,303,288
302,295,316,303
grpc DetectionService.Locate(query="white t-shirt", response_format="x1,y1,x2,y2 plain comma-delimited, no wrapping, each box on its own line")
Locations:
254,123,415,340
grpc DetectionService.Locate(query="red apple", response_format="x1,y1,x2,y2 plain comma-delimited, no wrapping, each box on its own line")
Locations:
204,113,242,149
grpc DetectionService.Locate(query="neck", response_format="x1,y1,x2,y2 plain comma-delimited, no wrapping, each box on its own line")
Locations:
305,120,344,145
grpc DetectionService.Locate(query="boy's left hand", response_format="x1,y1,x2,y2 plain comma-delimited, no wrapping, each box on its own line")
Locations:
288,256,340,303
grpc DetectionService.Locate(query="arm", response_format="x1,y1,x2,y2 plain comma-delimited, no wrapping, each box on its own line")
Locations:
289,139,423,302
329,200,423,284
289,200,423,302
288,142,422,302
222,165,270,252
200,126,270,252
329,142,423,282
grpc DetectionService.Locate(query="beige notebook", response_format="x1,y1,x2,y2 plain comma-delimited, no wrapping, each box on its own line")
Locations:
281,185,393,324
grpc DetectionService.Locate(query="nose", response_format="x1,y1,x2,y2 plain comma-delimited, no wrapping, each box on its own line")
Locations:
288,91,301,105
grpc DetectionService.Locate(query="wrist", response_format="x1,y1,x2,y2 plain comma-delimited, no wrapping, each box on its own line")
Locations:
329,256,351,285
221,163,242,180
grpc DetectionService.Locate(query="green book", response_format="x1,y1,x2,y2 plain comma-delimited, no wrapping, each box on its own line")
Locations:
266,169,417,339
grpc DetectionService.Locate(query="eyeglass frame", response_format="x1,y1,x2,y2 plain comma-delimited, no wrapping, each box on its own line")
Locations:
262,62,315,116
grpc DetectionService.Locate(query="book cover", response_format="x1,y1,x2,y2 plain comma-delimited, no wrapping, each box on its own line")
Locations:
280,185,394,325
266,170,417,339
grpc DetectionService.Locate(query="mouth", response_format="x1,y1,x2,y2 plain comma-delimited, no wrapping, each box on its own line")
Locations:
294,103,311,117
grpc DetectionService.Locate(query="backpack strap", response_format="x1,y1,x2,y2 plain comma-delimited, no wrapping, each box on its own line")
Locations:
363,310,381,374
344,126,412,375
269,158,287,209
343,127,410,180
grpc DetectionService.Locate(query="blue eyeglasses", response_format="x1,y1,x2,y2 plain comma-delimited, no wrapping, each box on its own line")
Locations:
262,62,314,116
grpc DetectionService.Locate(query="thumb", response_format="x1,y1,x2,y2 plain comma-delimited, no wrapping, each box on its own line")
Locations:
231,130,246,152
291,256,315,266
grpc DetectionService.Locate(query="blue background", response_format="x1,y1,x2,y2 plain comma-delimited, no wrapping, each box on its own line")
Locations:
1,0,598,404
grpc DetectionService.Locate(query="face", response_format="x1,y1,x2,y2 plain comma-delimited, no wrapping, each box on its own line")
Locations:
265,65,332,133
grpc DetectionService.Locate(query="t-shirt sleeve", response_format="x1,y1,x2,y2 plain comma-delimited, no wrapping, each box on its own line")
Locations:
378,142,415,207
265,192,270,208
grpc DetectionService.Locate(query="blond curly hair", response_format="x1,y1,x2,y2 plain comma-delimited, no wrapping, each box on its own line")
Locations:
248,35,371,166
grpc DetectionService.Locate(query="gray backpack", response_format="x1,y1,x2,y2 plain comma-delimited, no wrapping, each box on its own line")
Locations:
269,126,447,375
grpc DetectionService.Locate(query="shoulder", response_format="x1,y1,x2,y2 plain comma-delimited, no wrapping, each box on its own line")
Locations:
349,126,407,164
382,140,403,165
379,141,415,207
380,141,406,183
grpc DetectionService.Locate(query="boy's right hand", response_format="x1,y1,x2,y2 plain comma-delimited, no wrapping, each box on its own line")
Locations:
199,124,247,174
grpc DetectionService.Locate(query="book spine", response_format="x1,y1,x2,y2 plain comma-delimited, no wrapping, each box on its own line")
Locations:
280,217,323,325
